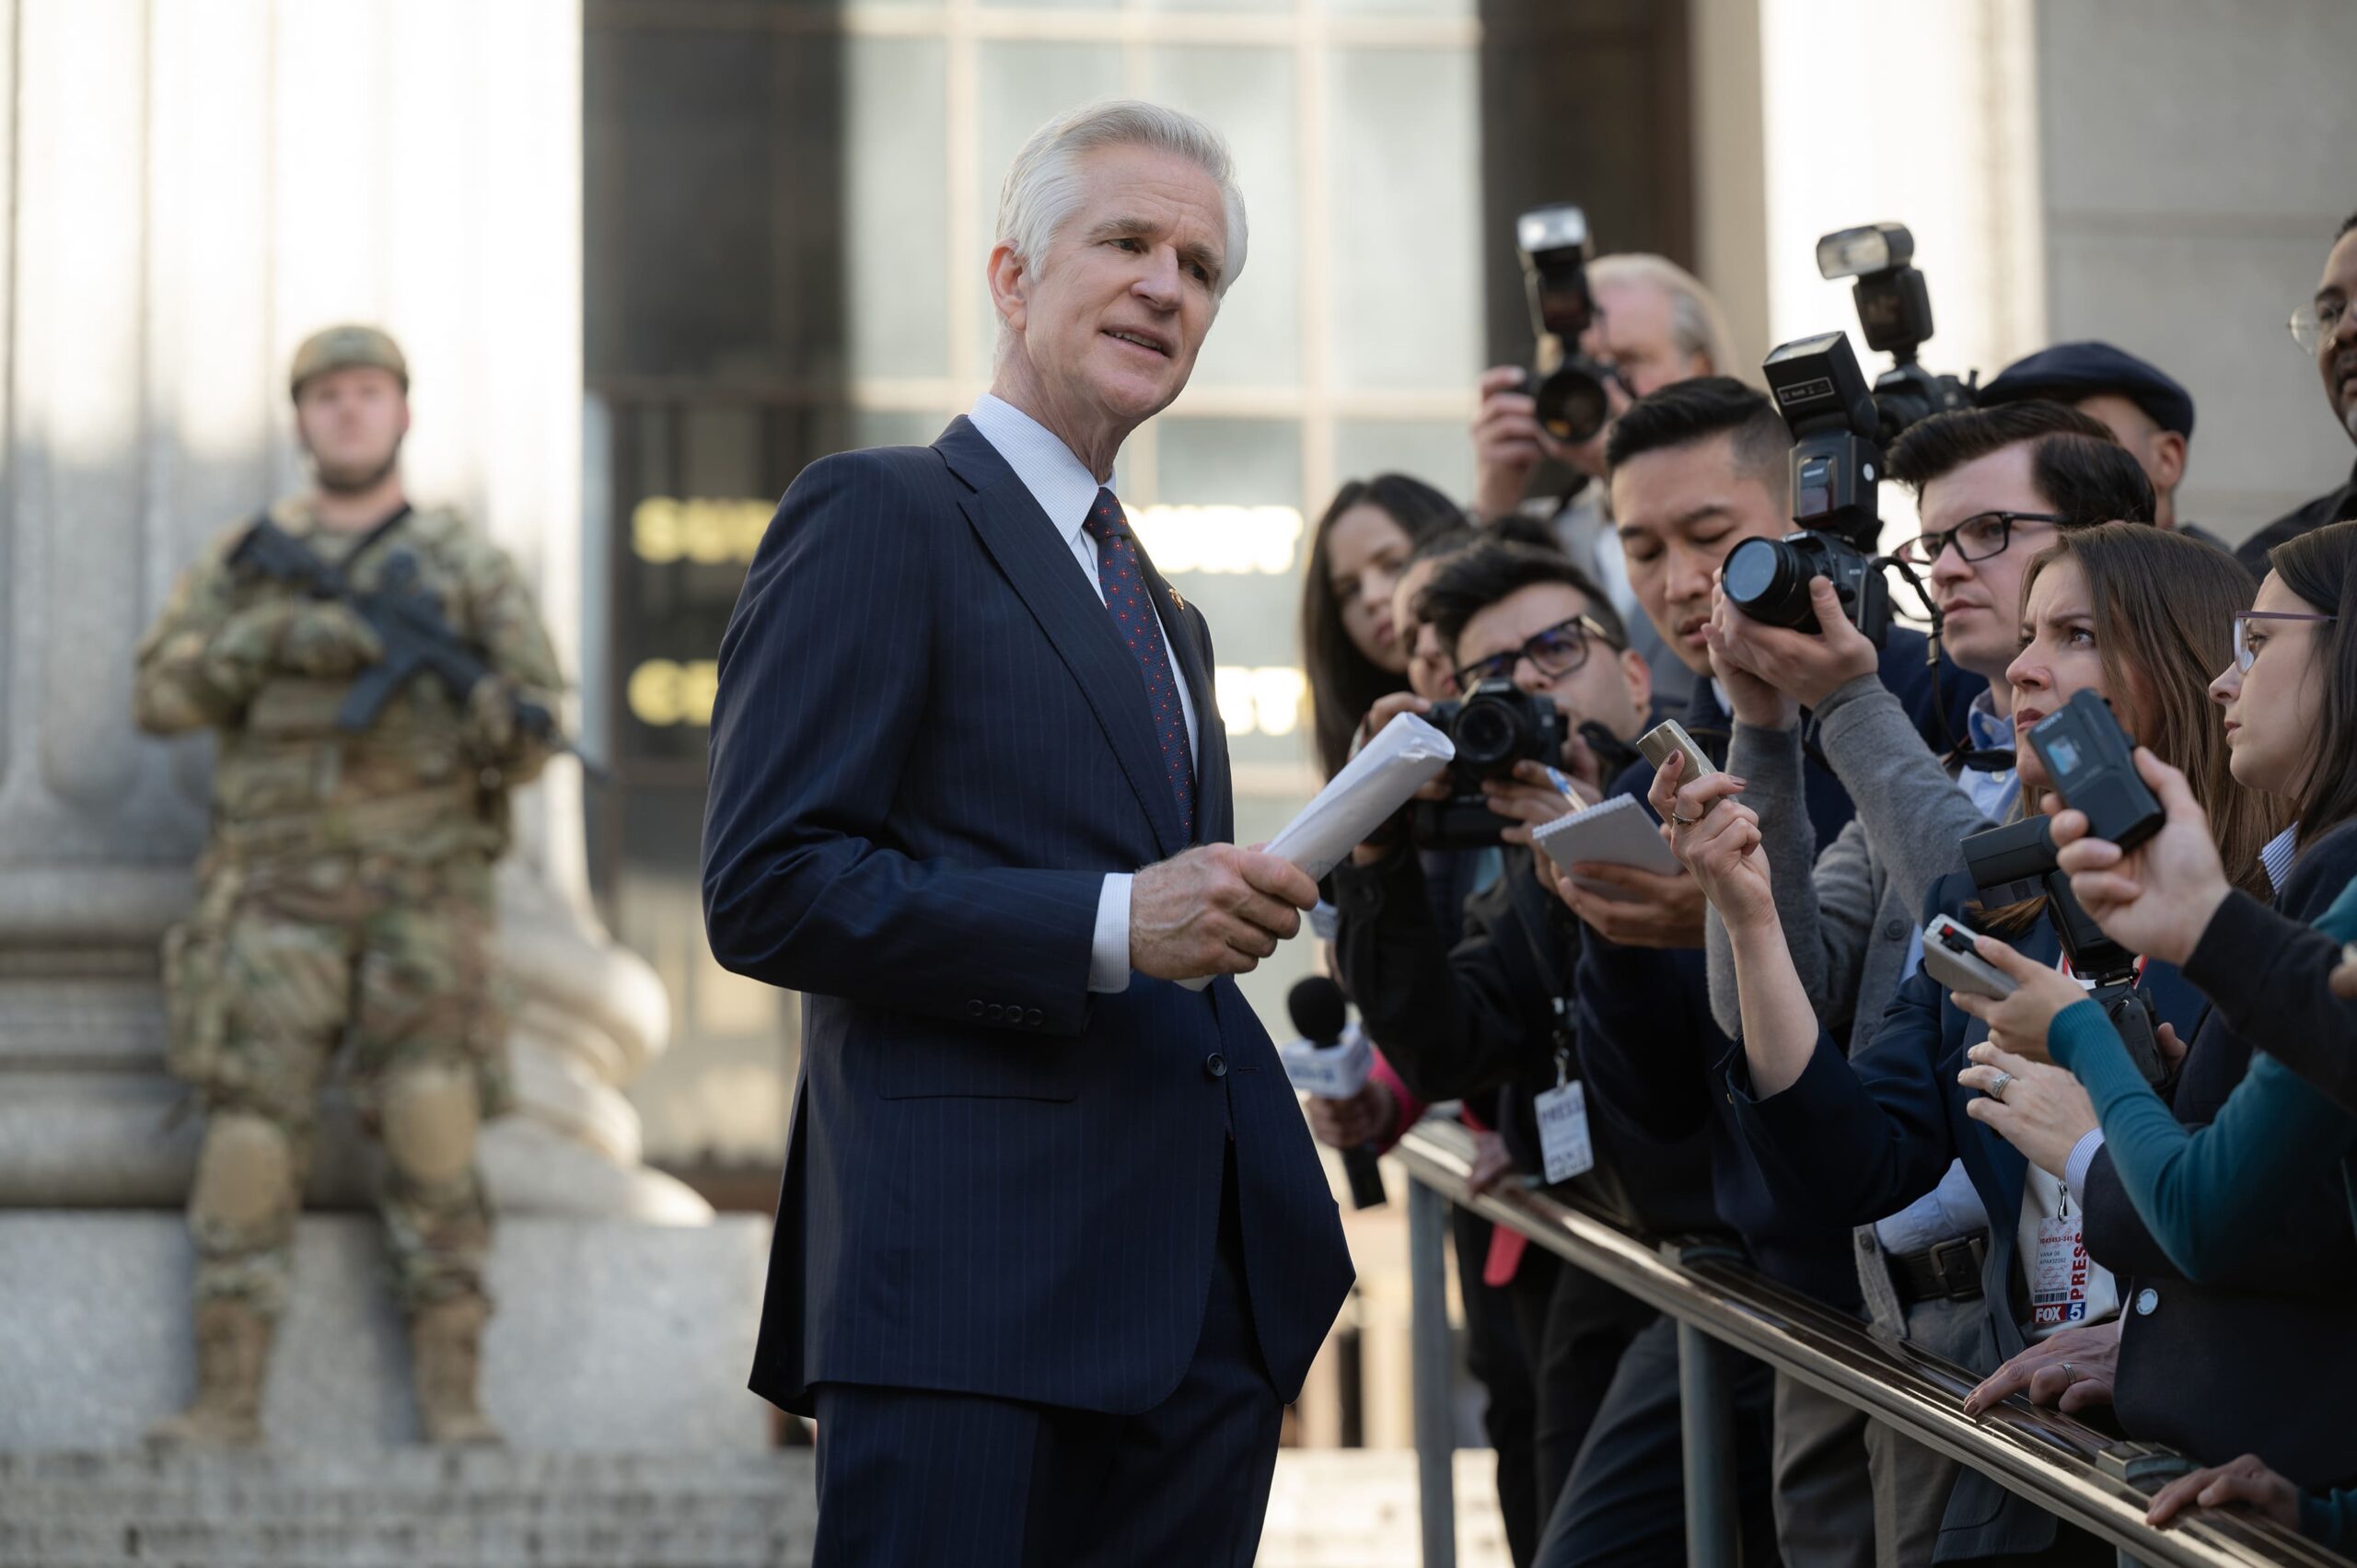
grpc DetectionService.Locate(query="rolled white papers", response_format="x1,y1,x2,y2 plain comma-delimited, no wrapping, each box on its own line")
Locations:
1180,712,1455,990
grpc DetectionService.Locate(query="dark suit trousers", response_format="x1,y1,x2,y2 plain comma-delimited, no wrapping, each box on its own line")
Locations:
810,1148,1281,1568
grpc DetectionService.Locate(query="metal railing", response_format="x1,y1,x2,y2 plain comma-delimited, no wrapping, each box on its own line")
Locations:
1393,1117,2341,1568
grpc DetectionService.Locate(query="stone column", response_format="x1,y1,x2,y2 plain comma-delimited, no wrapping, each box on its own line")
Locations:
0,0,701,1224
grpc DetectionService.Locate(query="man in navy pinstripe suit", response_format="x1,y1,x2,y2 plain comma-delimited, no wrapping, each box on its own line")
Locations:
702,100,1355,1564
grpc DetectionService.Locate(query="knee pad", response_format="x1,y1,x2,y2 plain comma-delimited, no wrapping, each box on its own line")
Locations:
190,1112,296,1235
379,1062,481,1188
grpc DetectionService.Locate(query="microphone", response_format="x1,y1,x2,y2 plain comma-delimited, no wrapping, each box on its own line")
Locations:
1287,977,1388,1210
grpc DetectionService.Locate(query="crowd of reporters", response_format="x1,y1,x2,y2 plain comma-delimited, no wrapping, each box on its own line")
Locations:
1289,207,2357,1566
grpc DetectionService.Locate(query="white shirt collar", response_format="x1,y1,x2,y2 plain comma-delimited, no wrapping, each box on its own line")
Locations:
2262,823,2300,895
970,392,1105,549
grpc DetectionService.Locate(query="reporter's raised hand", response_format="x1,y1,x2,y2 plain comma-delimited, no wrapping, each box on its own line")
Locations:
1469,366,1560,519
2144,1454,2302,1531
1641,751,1771,926
2050,748,2231,967
1131,843,1318,981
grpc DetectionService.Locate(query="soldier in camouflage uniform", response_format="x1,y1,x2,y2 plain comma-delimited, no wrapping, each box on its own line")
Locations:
134,326,564,1446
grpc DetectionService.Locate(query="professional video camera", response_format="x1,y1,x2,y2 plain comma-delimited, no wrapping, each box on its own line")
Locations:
1961,814,2169,1086
1411,679,1569,848
1723,331,1897,645
1513,204,1620,447
1816,222,1978,440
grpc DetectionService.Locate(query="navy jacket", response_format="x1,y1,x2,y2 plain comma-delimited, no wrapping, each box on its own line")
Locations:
702,419,1354,1417
1574,636,1983,1307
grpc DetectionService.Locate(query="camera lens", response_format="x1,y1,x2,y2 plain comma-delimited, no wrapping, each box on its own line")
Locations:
1723,536,1820,633
1533,366,1608,446
1455,698,1519,769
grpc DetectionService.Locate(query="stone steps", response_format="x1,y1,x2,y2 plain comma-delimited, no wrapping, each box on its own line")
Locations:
0,1447,1511,1568
0,1451,814,1568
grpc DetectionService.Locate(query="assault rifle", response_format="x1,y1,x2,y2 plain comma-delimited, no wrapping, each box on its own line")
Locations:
226,516,604,782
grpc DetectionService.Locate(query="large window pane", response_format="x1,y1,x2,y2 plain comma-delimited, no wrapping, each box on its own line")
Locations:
1325,45,1480,389
1144,44,1300,389
1151,416,1309,777
1333,417,1474,504
846,37,948,377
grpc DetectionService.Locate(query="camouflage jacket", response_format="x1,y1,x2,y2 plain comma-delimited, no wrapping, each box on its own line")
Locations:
134,498,565,865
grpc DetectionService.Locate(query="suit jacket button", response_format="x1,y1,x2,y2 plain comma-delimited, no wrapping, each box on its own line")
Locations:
986,1004,1005,1023
1883,919,1909,941
1025,1007,1042,1027
2135,1286,2160,1316
1203,1052,1227,1079
967,1000,985,1019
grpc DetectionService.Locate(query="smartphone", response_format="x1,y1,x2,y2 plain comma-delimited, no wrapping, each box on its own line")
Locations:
2026,688,2164,851
1638,719,1717,784
1922,914,2017,1001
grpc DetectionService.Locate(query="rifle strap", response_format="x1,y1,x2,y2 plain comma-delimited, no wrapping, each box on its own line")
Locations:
335,501,416,576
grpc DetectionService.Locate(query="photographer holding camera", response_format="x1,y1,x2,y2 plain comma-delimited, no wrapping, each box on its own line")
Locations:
1690,400,2154,1564
1519,375,1978,1568
1329,541,1744,1554
1470,218,1746,706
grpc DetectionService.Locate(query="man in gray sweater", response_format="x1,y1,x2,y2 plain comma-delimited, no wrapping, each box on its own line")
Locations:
1698,401,2157,1566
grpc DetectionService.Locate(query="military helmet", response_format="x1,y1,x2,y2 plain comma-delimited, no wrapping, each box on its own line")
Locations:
289,324,409,400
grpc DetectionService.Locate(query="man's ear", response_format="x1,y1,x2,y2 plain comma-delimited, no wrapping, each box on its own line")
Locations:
1620,645,1653,718
2149,429,2188,494
987,241,1029,337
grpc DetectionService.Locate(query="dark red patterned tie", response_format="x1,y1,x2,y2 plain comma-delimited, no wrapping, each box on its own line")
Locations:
1084,487,1194,838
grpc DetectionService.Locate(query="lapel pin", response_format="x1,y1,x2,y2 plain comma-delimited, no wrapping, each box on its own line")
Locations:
1168,587,1186,611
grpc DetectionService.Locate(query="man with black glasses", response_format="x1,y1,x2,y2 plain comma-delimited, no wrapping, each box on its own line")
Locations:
1329,541,1733,1553
1695,401,2157,1566
2237,210,2357,575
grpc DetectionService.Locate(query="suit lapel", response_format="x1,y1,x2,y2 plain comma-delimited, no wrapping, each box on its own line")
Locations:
937,420,1189,860
1126,537,1229,847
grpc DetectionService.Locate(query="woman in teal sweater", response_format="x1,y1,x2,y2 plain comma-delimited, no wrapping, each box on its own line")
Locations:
1956,521,2357,1545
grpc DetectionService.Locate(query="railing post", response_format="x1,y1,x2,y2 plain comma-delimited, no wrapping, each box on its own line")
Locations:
1663,1234,1746,1568
1407,1177,1457,1568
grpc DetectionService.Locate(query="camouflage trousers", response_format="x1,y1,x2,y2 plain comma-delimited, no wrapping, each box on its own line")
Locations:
162,850,511,1318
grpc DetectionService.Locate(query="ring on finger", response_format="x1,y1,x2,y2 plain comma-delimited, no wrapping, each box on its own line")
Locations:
1987,1070,2015,1102
1667,809,1698,828
2059,1362,2075,1378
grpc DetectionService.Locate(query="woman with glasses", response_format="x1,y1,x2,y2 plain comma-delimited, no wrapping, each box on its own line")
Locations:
1659,525,2270,1566
1928,522,2357,1548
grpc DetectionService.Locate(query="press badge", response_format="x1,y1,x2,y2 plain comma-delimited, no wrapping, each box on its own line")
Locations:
1536,1051,1595,1184
2029,1195,2094,1330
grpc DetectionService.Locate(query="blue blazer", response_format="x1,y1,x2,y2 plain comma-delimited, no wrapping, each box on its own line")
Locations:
1722,869,2210,1560
702,418,1354,1418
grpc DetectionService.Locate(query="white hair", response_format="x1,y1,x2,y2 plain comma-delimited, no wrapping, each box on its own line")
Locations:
994,99,1248,299
1588,252,1746,383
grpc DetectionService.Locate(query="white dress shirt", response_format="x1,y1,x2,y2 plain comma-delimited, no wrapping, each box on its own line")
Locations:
967,393,1201,993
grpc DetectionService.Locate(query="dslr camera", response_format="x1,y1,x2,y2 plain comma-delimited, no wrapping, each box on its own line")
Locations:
1513,205,1621,448
1411,679,1569,848
1962,811,2170,1086
1723,331,1895,645
1817,223,1978,439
